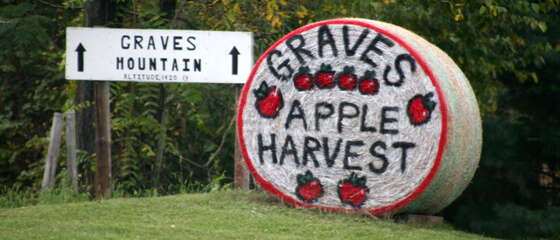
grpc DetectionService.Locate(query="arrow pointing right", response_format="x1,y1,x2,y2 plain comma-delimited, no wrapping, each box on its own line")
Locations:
75,43,86,72
229,46,240,75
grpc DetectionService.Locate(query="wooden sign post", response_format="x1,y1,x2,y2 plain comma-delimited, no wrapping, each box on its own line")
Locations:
94,82,112,197
237,18,482,215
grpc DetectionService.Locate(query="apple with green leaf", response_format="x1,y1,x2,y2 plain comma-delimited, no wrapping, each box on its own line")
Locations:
253,81,284,118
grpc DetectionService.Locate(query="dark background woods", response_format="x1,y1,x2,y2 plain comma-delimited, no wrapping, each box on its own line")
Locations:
1,0,559,238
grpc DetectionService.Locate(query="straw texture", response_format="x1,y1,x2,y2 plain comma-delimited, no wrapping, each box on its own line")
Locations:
237,18,482,215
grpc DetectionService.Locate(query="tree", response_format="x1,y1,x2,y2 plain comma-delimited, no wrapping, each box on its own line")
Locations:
0,0,79,189
443,7,560,238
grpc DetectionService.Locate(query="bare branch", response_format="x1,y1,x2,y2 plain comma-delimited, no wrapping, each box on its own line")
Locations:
175,153,231,180
169,146,233,180
527,185,560,191
122,10,139,16
255,32,280,39
200,85,231,109
37,0,83,9
174,17,199,30
203,114,236,168
534,168,560,180
193,0,214,4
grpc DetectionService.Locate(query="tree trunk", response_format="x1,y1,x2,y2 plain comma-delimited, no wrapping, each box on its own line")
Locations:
158,0,177,20
75,81,95,187
79,0,115,198
149,0,176,185
84,0,116,27
153,110,169,185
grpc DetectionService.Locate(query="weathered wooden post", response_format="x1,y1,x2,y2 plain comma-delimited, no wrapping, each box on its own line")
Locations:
233,85,251,190
94,81,112,198
234,131,250,190
234,87,250,190
41,112,64,192
66,111,79,192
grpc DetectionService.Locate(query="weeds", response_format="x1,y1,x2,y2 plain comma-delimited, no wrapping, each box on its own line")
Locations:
0,174,232,209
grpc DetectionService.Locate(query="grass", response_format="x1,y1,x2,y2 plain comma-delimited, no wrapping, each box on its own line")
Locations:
0,190,492,239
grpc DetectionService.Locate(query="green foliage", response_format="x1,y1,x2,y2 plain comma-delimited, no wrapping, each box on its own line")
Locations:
444,10,560,238
454,203,560,239
107,79,239,195
0,2,51,50
384,0,556,114
0,0,80,189
447,114,560,238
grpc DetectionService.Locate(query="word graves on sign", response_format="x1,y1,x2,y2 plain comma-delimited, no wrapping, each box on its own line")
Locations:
66,27,253,83
237,18,482,216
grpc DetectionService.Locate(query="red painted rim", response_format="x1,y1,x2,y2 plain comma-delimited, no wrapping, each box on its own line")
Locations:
237,18,448,215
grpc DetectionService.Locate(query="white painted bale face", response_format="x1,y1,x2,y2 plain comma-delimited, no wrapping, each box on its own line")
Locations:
238,18,480,215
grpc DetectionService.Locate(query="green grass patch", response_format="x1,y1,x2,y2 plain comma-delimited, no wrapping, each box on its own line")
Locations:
0,190,492,239
0,185,92,208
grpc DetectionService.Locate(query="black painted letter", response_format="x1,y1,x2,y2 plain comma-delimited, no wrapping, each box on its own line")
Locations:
285,100,308,130
303,137,321,167
315,102,334,131
392,142,415,173
383,54,417,87
267,49,293,81
286,35,315,64
280,135,299,166
258,133,278,164
380,106,399,135
121,35,130,49
360,104,377,132
360,33,395,68
343,26,369,57
318,25,338,58
337,102,360,133
343,140,363,171
322,137,342,167
368,141,388,174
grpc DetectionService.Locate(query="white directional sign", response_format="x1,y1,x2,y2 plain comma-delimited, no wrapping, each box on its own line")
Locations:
66,27,253,83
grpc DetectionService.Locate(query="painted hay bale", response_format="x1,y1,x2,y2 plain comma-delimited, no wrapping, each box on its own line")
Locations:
237,18,482,215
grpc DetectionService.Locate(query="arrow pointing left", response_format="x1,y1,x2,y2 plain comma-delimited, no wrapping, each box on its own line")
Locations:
75,43,86,72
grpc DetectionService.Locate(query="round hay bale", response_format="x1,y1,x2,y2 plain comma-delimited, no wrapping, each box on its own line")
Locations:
237,18,482,215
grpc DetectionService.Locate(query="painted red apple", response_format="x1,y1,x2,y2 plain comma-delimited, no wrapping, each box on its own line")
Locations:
358,70,379,95
295,170,323,203
407,92,437,126
337,66,358,90
338,172,368,208
315,64,335,89
253,81,284,118
293,66,313,90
